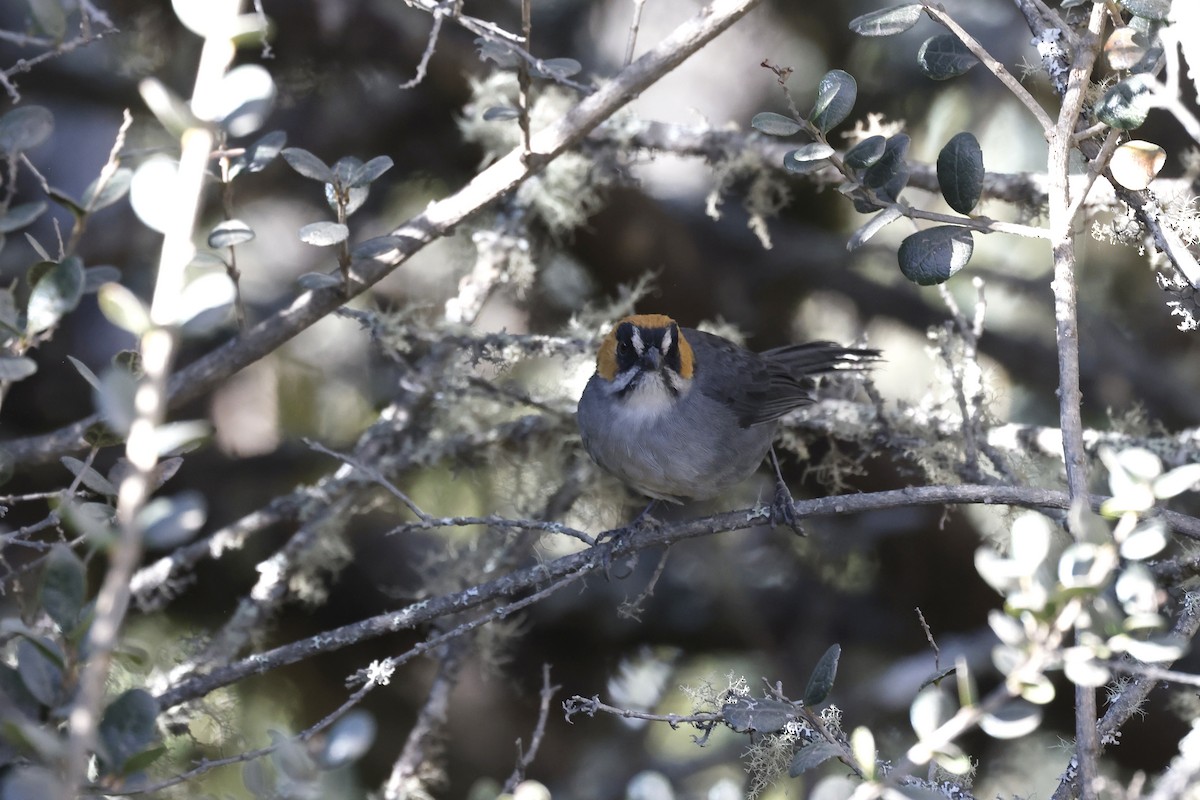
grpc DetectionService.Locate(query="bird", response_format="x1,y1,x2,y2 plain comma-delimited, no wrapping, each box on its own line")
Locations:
576,314,879,510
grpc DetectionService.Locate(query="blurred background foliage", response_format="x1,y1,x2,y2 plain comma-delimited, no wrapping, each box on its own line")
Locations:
0,0,1198,798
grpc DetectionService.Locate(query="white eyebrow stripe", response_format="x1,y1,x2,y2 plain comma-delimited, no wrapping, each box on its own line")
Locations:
660,326,673,355
630,326,644,354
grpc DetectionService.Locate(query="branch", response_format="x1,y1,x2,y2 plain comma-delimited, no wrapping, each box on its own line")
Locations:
152,484,1200,711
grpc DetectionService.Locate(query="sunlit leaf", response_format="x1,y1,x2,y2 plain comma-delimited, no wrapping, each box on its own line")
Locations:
897,226,973,285
751,111,802,137
843,135,887,170
917,34,978,80
82,167,133,213
299,221,349,246
810,70,857,133
282,147,335,183
208,219,256,248
27,256,85,334
848,4,924,36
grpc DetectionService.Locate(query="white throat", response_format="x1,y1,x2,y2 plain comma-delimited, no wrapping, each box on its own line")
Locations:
608,370,689,424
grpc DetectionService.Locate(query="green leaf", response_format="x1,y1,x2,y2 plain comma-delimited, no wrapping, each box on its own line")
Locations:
299,221,349,246
531,57,583,80
229,129,287,179
917,34,978,80
804,643,841,706
1117,0,1172,21
281,147,334,182
297,272,343,290
898,226,973,285
82,167,133,213
349,155,394,188
16,638,63,707
208,218,256,248
0,106,54,154
38,545,87,631
97,282,151,336
26,256,85,334
98,689,160,774
784,143,835,173
810,70,857,133
0,202,48,234
751,111,803,137
94,366,138,437
843,135,887,170
121,744,168,776
862,134,910,192
61,455,117,496
789,740,843,777
936,132,984,214
0,663,40,720
0,357,36,382
317,710,377,769
849,4,924,36
722,697,796,733
28,0,67,38
1096,75,1155,130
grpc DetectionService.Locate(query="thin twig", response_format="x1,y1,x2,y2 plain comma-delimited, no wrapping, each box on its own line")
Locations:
504,664,560,792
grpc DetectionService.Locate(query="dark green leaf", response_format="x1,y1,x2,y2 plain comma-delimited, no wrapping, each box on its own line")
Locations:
898,226,974,285
863,133,910,192
318,710,376,769
843,135,887,170
784,143,836,173
810,70,857,133
38,545,87,631
26,256,85,334
0,202,47,234
751,111,803,137
121,744,167,776
208,218,256,248
849,4,924,36
917,34,978,80
0,663,40,719
82,167,133,212
804,644,842,705
349,155,394,188
0,357,36,381
936,131,984,214
789,740,843,776
331,156,362,186
98,689,160,774
139,491,208,551
299,221,349,246
281,147,334,182
1118,0,1171,21
722,697,796,733
1096,76,1154,130
16,638,63,707
482,107,520,121
0,106,54,154
83,265,122,293
61,455,117,495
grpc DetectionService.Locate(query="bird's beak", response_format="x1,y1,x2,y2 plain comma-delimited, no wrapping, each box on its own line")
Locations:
638,348,664,372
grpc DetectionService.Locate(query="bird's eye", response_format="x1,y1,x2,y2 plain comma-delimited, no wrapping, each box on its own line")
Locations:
617,340,631,354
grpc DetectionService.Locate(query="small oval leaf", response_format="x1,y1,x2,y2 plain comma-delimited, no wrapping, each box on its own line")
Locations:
98,689,160,774
0,106,54,154
97,282,151,336
1117,0,1171,21
898,226,974,285
281,147,335,182
810,70,857,133
0,201,48,234
751,111,803,137
27,256,85,334
299,221,349,246
531,57,583,80
297,272,343,290
482,106,521,122
61,456,117,496
936,131,985,214
863,133,911,197
82,167,133,213
849,4,924,36
139,491,208,551
804,644,841,706
1108,139,1165,190
917,35,979,80
350,155,394,188
789,740,843,777
843,135,887,170
38,545,87,632
1096,75,1154,130
317,710,377,769
207,218,256,248
0,357,37,381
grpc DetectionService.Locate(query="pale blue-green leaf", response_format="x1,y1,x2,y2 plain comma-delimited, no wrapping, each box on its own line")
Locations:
97,282,151,336
27,256,85,333
918,34,979,80
848,4,924,36
531,57,583,80
0,201,47,234
349,155,394,188
0,357,36,382
299,221,349,246
61,456,116,496
1057,542,1118,590
94,366,138,437
482,106,520,121
139,491,207,551
937,131,984,214
751,111,802,137
83,266,122,293
910,685,955,739
1120,519,1168,560
270,730,317,782
67,355,102,392
28,0,67,38
847,205,903,251
351,235,404,262
81,167,133,213
229,129,287,178
138,77,198,138
208,218,255,248
153,420,211,457
897,226,973,285
0,106,54,154
204,64,276,137
810,70,857,133
24,232,52,261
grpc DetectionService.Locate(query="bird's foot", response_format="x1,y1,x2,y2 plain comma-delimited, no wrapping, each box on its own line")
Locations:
595,500,660,579
770,480,805,536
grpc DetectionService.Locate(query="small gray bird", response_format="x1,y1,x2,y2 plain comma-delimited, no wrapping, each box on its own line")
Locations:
576,314,879,503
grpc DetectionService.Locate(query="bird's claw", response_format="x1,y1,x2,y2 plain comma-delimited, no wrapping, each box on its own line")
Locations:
771,481,805,536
